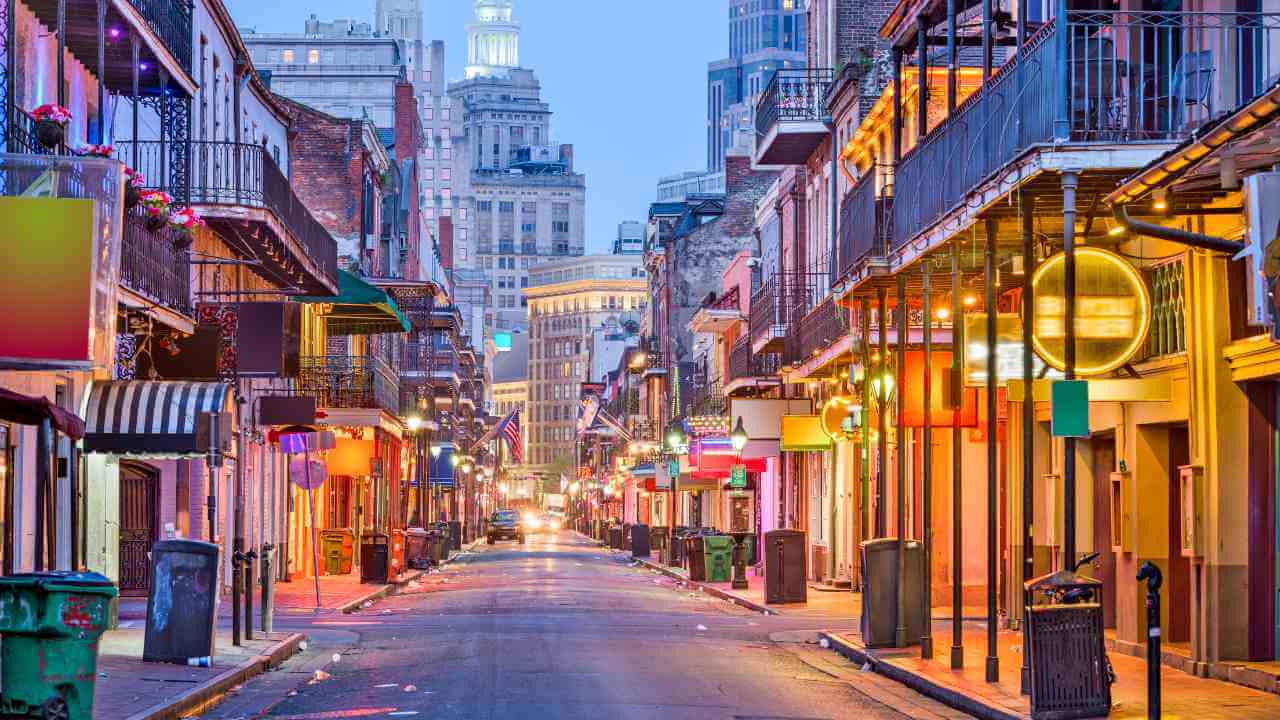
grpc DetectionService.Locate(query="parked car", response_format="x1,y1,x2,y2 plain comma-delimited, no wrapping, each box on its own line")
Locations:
487,510,525,544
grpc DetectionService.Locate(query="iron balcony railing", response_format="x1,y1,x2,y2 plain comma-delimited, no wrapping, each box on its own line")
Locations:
118,139,338,288
754,68,835,139
749,272,826,351
892,10,1280,252
838,167,893,280
120,207,192,317
686,379,727,417
727,336,781,383
5,107,54,155
401,341,462,377
789,296,849,366
297,354,400,415
125,0,194,75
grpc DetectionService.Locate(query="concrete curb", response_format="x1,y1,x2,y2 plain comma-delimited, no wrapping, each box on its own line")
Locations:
336,569,429,614
634,557,780,616
818,631,1025,720
122,632,306,720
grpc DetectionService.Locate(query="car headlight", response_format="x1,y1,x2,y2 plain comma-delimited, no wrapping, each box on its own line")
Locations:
549,519,562,530
525,517,541,529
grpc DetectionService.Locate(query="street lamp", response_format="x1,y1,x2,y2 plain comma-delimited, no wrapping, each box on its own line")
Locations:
730,416,748,452
407,416,423,432
430,443,442,459
870,371,895,404
449,452,461,468
666,422,685,452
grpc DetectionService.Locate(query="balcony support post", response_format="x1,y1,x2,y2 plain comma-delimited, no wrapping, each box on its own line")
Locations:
1062,171,1079,566
921,266,933,659
1054,0,1070,139
894,273,908,649
982,0,993,81
984,218,999,683
158,68,168,188
891,48,903,163
946,0,957,114
950,242,964,670
130,34,140,170
876,286,888,537
96,0,106,144
828,120,838,292
917,20,928,141
56,0,64,109
1020,201,1036,695
859,298,871,584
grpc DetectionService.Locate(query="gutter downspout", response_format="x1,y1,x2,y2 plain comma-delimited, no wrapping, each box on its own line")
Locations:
825,117,839,583
1112,206,1244,255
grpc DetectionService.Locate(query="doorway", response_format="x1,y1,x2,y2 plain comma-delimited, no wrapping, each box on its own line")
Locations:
1167,424,1191,644
1091,433,1118,628
118,462,159,596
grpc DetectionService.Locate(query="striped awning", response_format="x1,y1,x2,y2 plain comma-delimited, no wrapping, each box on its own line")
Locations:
82,381,235,456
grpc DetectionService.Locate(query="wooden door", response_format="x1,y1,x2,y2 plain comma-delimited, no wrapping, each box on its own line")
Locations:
118,463,159,596
1091,435,1117,628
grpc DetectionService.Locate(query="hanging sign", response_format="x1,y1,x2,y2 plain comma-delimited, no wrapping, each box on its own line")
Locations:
1030,247,1152,376
730,464,747,489
1051,380,1090,437
964,313,1061,387
288,457,327,489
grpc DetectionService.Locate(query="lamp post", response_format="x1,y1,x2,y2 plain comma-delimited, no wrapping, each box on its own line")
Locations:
729,416,750,590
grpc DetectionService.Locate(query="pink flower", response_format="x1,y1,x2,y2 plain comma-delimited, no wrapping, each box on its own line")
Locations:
76,144,114,158
123,166,146,188
31,104,72,125
169,206,205,231
139,189,173,216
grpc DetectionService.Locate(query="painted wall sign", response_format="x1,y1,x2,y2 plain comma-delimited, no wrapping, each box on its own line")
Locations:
1030,247,1152,376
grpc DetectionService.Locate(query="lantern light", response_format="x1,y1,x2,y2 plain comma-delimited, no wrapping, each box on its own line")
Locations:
430,443,442,459
407,416,422,432
730,416,748,452
449,453,461,468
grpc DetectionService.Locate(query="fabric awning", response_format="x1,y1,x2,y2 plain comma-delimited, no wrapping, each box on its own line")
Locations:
294,269,411,336
83,381,234,456
0,387,85,438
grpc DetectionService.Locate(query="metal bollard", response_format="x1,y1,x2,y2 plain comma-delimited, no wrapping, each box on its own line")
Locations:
231,549,244,646
261,543,275,634
1137,561,1163,720
731,535,749,590
244,549,257,640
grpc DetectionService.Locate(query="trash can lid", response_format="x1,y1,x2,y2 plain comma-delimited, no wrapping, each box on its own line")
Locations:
0,571,116,593
407,528,429,536
152,539,220,556
1024,569,1104,591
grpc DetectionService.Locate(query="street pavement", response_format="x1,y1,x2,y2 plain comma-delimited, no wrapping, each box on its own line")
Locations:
198,530,967,720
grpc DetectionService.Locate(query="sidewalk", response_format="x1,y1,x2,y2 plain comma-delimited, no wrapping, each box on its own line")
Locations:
620,543,1280,720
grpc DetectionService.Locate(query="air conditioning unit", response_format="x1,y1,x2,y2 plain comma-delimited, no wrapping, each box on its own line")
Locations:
1239,171,1280,329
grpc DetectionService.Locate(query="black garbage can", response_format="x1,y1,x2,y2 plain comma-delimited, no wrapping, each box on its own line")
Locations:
630,523,650,558
1025,570,1111,719
406,528,431,569
429,529,446,564
622,523,633,551
685,535,707,581
608,524,624,550
360,532,390,584
764,529,807,604
143,540,219,664
649,526,668,562
448,521,462,551
432,522,452,558
669,527,690,566
859,538,925,648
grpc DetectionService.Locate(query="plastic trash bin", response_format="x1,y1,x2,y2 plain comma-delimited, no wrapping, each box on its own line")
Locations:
0,571,118,720
448,521,462,551
630,524,650,558
649,526,669,562
702,534,734,582
859,538,924,647
406,528,431,569
389,529,407,578
765,529,807,604
320,528,355,575
360,532,390,584
685,534,707,581
143,540,219,665
608,525,624,550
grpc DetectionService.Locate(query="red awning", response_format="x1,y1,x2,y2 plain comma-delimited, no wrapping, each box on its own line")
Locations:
0,387,84,439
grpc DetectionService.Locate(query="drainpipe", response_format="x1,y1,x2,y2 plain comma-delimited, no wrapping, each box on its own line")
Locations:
1112,206,1244,255
825,115,839,583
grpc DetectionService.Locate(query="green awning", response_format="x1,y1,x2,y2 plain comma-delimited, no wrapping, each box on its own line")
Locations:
294,270,411,336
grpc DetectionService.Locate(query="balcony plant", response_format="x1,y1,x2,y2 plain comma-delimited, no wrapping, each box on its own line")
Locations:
139,190,173,231
168,206,204,249
123,167,146,209
30,104,72,149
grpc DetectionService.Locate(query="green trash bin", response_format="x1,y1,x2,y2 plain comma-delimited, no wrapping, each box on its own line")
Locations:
0,571,118,720
320,528,354,575
703,535,734,582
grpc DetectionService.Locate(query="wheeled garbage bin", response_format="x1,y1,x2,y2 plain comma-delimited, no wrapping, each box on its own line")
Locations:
608,524,624,550
859,538,925,648
685,534,708,581
142,540,219,665
669,527,690,566
649,526,669,562
320,528,355,575
407,528,431,569
360,532,390,584
0,571,118,720
630,524,650,558
702,534,734,582
448,521,462,551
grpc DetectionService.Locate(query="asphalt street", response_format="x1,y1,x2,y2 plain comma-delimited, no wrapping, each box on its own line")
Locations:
201,531,960,720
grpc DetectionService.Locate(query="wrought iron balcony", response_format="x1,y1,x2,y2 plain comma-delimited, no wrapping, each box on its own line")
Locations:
838,167,893,283
686,379,727,417
117,140,338,293
727,336,781,384
754,68,834,166
297,354,400,415
892,10,1280,252
788,296,848,367
749,272,824,355
401,341,462,378
120,208,192,317
123,0,194,75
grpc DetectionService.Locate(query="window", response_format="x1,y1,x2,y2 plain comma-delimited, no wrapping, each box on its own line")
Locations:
442,148,451,160
281,49,295,63
307,49,319,64
424,168,434,181
441,168,451,181
553,221,569,233
424,108,433,121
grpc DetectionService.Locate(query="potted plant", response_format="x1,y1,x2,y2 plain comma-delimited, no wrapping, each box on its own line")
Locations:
168,206,204,250
123,167,145,209
139,190,173,231
30,104,72,149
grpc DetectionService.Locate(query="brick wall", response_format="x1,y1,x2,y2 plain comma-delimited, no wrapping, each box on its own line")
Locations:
394,81,422,280
278,95,365,265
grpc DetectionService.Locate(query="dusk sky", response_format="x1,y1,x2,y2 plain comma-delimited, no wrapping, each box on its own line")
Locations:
227,0,729,253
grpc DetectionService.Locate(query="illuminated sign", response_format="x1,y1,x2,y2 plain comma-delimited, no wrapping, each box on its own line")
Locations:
1030,248,1151,376
493,332,513,351
964,313,1061,387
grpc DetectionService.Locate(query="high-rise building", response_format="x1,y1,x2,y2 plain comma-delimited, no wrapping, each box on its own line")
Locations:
614,221,644,256
524,256,646,469
448,0,587,345
706,0,808,171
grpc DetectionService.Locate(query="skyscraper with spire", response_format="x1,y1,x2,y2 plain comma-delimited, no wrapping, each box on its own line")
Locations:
465,0,520,79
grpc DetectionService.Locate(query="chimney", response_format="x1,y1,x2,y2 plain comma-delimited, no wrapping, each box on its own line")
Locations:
559,144,574,173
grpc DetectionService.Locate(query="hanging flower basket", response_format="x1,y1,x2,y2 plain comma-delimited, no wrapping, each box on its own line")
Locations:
76,144,113,159
30,104,72,149
139,190,173,231
123,167,145,209
168,206,204,250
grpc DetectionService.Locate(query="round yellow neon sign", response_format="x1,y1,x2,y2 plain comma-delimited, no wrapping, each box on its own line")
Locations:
1028,247,1151,376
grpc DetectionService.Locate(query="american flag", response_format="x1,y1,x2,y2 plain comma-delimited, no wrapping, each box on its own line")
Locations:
498,409,523,465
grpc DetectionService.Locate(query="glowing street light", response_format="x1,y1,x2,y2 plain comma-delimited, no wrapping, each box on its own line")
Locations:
730,416,748,452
